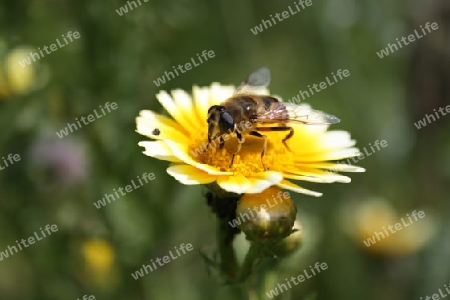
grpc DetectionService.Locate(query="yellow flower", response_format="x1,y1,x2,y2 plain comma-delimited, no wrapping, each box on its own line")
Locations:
347,199,436,256
81,238,119,289
136,83,364,195
82,238,115,274
5,47,36,96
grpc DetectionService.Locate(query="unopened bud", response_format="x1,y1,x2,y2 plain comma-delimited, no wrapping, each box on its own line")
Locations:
268,220,303,257
236,187,297,244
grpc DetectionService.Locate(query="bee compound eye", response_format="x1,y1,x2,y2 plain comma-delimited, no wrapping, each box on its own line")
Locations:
221,112,234,125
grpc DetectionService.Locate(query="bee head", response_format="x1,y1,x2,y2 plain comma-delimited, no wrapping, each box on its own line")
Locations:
207,105,235,143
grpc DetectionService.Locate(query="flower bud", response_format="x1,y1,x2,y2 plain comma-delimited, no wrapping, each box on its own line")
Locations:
269,220,303,257
236,187,297,244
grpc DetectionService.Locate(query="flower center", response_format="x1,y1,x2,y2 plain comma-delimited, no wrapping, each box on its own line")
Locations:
189,131,294,176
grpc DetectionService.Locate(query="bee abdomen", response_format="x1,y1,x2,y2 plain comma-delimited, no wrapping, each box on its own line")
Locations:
260,97,280,110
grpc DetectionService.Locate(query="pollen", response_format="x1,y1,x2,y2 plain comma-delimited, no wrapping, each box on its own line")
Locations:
190,131,294,176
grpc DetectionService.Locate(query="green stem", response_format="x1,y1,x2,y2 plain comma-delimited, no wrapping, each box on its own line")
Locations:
238,242,265,282
217,216,246,300
217,217,239,279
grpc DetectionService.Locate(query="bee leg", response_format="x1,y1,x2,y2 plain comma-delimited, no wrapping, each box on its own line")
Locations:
229,131,244,168
219,136,225,149
250,131,268,171
281,127,294,152
255,126,294,152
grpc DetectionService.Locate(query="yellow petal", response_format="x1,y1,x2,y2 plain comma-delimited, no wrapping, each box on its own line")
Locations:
167,164,217,184
283,173,334,183
284,172,351,183
217,173,251,194
156,91,198,131
209,83,235,106
296,147,361,161
164,140,233,175
170,89,202,132
136,110,188,143
321,131,356,150
296,162,365,173
245,171,283,193
192,85,211,124
289,130,357,158
284,166,352,183
277,180,322,197
137,141,182,162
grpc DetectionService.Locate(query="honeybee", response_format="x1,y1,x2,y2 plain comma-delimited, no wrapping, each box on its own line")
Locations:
207,68,340,170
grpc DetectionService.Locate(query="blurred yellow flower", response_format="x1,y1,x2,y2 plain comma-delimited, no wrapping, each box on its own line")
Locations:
136,83,364,196
344,198,436,256
82,238,115,275
4,47,35,95
80,238,119,289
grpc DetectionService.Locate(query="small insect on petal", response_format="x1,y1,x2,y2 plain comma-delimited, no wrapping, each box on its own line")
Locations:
152,128,160,135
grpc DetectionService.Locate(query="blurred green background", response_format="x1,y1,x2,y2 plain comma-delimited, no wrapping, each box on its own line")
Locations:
0,0,449,299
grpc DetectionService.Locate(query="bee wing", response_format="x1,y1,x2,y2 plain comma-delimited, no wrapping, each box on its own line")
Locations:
254,102,340,125
234,67,271,95
284,102,341,125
